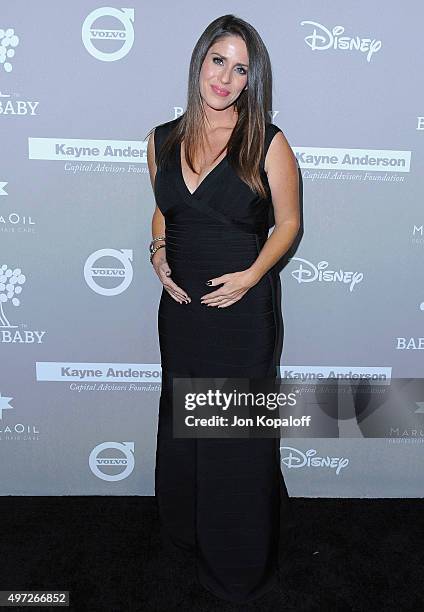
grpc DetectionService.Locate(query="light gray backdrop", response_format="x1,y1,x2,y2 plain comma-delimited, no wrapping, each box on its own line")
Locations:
1,1,423,496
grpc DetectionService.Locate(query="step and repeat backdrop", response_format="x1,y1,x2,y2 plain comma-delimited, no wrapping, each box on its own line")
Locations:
1,2,423,496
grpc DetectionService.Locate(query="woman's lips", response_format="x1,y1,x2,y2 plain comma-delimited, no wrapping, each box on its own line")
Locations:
211,84,230,97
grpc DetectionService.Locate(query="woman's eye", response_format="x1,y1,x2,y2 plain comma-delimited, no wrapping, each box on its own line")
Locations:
212,57,247,75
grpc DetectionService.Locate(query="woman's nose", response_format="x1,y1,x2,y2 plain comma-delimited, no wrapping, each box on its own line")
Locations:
220,68,232,84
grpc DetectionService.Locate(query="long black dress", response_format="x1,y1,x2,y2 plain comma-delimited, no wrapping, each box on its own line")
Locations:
153,116,291,603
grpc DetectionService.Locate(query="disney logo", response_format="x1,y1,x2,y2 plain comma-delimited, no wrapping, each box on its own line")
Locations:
290,257,363,292
280,446,349,475
300,20,382,63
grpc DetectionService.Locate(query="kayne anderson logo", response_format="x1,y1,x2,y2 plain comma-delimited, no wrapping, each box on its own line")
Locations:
280,366,392,381
0,391,40,441
84,248,133,296
28,138,146,174
300,20,382,62
295,147,411,183
89,442,135,481
0,264,46,344
36,362,162,383
289,257,363,292
0,28,20,73
82,7,135,62
280,446,349,475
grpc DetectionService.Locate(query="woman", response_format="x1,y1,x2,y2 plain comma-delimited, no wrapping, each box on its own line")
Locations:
146,14,300,604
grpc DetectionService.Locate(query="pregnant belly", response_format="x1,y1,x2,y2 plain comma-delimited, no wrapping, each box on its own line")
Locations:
165,226,268,297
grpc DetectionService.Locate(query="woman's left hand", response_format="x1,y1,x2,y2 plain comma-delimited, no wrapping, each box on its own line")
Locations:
200,269,260,308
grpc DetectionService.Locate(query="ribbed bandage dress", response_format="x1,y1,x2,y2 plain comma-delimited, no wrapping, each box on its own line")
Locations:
153,116,291,604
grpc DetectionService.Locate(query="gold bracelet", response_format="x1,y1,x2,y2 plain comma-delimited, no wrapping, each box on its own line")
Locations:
150,243,166,263
149,235,166,254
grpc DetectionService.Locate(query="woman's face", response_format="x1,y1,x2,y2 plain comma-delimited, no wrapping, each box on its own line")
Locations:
199,35,249,111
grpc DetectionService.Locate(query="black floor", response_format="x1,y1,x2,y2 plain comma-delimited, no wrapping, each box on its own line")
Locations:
1,496,423,611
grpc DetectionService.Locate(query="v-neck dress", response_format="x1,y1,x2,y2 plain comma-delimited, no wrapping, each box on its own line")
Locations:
153,116,291,604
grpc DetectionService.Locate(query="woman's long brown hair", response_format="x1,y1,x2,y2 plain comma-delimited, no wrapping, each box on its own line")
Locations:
146,14,273,199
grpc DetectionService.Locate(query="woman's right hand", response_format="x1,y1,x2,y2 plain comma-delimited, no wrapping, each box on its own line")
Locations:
151,249,191,304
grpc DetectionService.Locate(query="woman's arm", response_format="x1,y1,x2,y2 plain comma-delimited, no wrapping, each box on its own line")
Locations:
147,130,191,304
147,130,166,254
246,130,300,284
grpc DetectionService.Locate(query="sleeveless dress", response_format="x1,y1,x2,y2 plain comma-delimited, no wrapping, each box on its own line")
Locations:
153,116,291,603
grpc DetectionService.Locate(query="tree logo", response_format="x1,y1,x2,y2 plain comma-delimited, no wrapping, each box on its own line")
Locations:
0,28,20,73
0,264,26,328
